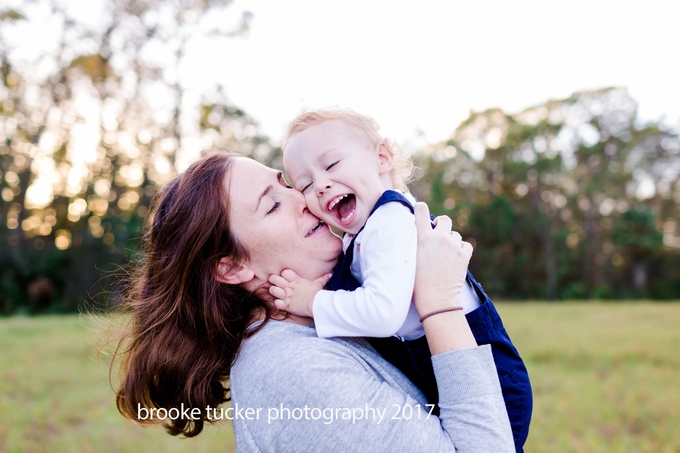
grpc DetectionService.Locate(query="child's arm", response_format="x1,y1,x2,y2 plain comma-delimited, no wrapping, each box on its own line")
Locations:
292,202,418,338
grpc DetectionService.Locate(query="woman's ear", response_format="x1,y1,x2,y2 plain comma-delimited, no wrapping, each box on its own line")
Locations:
215,257,255,285
377,142,395,175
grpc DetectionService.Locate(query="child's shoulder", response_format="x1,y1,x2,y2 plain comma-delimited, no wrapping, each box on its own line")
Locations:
370,191,417,218
360,193,417,238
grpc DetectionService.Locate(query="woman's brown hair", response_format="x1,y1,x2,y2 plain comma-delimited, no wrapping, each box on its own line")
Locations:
112,152,274,437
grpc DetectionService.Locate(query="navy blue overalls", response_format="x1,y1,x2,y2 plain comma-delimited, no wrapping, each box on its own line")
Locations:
327,190,532,453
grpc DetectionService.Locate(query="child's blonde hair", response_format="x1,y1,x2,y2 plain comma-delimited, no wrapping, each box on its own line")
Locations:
283,108,414,191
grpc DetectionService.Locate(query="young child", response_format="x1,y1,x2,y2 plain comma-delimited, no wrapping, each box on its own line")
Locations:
269,109,531,453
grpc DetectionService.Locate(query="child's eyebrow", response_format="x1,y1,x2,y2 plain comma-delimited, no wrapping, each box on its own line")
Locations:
317,148,339,161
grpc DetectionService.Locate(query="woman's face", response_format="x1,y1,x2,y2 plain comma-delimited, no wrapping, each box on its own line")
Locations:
227,158,343,285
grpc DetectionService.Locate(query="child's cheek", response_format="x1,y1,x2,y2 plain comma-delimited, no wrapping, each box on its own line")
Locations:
304,194,325,218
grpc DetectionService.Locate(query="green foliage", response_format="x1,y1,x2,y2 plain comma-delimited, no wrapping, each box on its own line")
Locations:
612,209,664,254
0,0,272,314
0,9,25,21
1,1,679,313
417,87,680,300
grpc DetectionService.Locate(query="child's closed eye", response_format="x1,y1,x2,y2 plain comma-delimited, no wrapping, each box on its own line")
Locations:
326,161,338,171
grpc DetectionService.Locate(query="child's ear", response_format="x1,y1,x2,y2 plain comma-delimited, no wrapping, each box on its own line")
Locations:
377,142,394,175
215,257,255,285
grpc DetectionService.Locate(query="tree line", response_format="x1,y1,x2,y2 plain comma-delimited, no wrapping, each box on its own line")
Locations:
414,87,679,300
1,1,679,314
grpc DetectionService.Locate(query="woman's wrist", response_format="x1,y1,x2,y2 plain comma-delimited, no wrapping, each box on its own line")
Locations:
414,292,463,321
421,307,477,355
419,306,463,323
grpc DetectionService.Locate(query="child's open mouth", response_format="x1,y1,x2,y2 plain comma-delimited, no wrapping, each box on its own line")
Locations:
327,194,356,225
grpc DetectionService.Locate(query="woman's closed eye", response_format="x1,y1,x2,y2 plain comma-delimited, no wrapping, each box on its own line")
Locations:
266,201,281,215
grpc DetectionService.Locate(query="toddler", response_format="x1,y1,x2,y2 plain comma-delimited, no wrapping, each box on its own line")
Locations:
269,109,532,453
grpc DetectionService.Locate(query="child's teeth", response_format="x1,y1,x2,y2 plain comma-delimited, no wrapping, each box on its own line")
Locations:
328,194,346,211
340,207,355,223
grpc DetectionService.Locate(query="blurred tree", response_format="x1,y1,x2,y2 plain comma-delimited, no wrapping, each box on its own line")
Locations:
415,87,680,300
0,0,271,314
611,209,664,296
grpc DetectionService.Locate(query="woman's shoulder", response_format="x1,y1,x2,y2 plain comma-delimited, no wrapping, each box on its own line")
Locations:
231,319,423,404
232,320,366,378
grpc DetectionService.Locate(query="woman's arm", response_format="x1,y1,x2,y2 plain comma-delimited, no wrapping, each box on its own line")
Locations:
233,203,513,452
411,202,477,353
233,328,513,452
411,202,514,450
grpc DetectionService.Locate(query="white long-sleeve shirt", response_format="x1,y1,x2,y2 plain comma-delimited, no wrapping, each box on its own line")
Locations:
313,194,480,340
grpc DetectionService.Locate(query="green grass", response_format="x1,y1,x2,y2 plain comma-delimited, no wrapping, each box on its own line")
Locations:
496,302,680,453
1,303,679,452
0,315,235,453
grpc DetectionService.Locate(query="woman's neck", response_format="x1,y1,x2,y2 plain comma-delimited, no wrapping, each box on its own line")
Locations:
250,308,314,326
280,314,315,326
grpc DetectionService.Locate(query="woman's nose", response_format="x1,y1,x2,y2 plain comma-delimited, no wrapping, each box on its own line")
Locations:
293,190,309,215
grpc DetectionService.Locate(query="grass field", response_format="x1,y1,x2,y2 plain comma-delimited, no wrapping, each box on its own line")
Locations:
1,302,679,453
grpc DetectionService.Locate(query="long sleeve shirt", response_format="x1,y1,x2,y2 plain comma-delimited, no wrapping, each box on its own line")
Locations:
230,320,515,453
313,193,480,340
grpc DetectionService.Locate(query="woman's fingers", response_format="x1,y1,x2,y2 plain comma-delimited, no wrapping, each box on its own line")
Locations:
461,241,474,257
414,202,432,236
415,202,466,247
432,215,453,234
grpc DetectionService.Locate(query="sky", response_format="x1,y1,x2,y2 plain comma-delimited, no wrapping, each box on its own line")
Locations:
7,0,680,149
183,0,680,147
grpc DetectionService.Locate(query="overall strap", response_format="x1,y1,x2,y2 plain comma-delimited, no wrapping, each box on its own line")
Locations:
327,191,483,297
328,191,414,291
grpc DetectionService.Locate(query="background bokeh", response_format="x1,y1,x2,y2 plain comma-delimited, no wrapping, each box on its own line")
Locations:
1,1,679,314
1,1,679,452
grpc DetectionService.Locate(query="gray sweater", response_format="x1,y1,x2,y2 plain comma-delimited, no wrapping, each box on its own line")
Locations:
230,320,514,452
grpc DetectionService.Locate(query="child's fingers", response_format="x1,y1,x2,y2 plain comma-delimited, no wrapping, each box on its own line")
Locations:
281,269,300,281
315,273,332,287
268,274,290,287
274,299,288,310
268,286,287,301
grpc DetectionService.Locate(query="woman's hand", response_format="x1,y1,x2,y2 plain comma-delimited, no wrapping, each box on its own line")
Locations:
413,202,477,353
412,202,473,317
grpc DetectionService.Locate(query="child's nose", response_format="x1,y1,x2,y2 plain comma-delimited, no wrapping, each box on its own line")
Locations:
316,181,332,196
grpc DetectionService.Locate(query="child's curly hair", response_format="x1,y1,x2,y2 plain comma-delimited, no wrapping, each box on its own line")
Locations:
283,108,415,191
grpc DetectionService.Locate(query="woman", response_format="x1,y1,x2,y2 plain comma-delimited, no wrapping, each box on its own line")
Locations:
112,152,514,452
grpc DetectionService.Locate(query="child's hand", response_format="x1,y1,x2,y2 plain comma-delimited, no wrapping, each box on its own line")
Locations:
268,269,332,318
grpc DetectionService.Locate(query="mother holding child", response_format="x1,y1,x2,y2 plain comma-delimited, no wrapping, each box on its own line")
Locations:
112,109,532,452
